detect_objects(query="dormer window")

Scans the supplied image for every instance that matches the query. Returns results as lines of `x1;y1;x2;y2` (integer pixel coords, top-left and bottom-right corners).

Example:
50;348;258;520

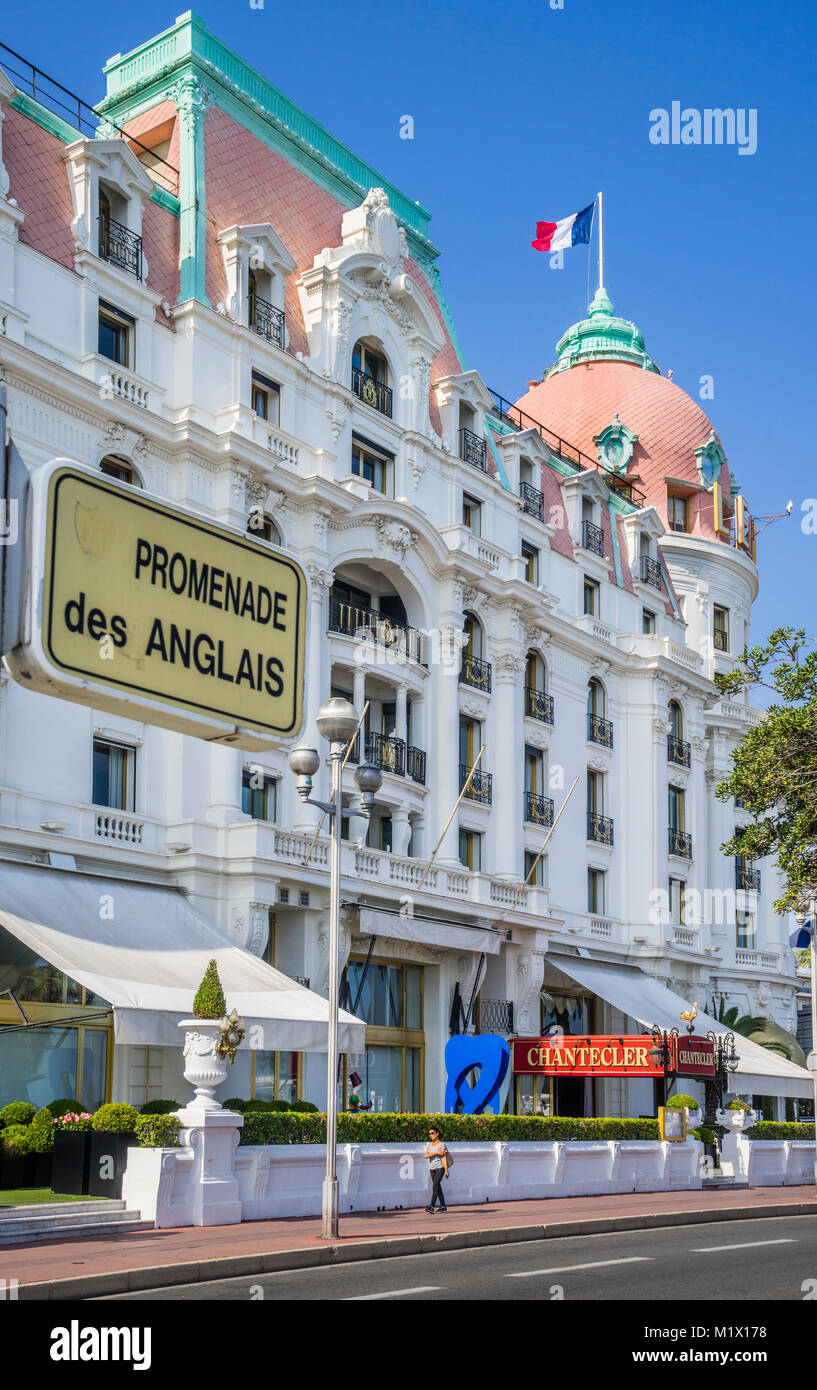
668;493;689;532
217;223;296;350
581;498;604;556
98;184;142;280
458;402;486;470
352;341;392;417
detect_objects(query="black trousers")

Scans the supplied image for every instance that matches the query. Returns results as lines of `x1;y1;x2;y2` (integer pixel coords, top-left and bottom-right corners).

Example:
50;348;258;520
429;1167;446;1208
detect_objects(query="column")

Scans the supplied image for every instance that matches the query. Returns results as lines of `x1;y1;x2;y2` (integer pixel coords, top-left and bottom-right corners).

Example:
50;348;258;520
494;653;525;878
395;683;408;742
208;745;243;825
174;74;211;306
392;806;411;857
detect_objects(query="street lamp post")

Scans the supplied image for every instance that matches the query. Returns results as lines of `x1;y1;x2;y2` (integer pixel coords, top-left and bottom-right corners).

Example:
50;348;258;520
288;698;383;1240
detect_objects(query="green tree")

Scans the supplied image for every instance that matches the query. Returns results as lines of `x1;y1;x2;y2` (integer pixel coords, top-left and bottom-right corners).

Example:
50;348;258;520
714;627;817;916
192;959;227;1019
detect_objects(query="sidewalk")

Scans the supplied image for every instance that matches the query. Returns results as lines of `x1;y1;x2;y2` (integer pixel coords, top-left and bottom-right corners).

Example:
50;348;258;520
4;1186;816;1299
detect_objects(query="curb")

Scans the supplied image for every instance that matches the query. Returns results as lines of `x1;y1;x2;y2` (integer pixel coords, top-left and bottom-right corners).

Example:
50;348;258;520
16;1197;817;1300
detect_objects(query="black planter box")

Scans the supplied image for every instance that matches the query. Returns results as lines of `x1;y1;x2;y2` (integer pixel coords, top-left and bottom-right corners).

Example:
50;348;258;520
0;1154;29;1190
31;1153;53;1188
51;1130;92;1195
88;1132;138;1199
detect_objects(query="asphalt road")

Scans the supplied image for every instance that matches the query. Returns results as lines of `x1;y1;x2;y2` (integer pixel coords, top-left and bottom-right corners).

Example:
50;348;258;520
101;1213;817;1301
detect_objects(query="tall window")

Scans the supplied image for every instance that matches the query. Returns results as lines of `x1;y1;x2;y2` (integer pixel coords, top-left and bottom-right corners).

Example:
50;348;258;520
583;577;599;616
462;611;483;660
521;542;539;585
667;494;688;532
251;371;280;424
92;739;135;811
459;714;480;770
736;915;752;949
587;678;605;719
242;767;278;822
669;701;684;740
524;746;543;798
351;434;392;494
642;608;656;634
713;606;730;651
98;301;133;367
459;828;482;871
587;867;605;914
524;850;544;887
587;768;604;816
462;494;481;534
668;785;685;830
669;877;686;925
342;957;423;1113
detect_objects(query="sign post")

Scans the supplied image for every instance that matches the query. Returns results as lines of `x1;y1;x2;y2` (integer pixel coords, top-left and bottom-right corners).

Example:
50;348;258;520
2;459;307;750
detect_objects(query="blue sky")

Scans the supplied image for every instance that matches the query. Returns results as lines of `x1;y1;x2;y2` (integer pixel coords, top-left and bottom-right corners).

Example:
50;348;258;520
3;0;814;646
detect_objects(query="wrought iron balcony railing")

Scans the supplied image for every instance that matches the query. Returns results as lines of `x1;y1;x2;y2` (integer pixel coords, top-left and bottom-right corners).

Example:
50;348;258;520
524;686;554;724
736;862;761;892
713;627;729;652
640;554;662;589
98;214;142;279
587;712;614;748
328;597;427;665
587;812;614;845
524;791;554;827
407;745;426;785
476;998;514;1034
520;480;544;521
352;366;393;417
459;427;487;470
667;734;691;767
364;731;406;777
459;763;493;805
250;291;285;348
460;651;492;693
582;519;604;556
668;827;693;859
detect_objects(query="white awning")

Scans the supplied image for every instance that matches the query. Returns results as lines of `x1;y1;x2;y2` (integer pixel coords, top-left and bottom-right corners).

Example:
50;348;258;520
357;905;503;955
551;954;812;1099
0;860;364;1051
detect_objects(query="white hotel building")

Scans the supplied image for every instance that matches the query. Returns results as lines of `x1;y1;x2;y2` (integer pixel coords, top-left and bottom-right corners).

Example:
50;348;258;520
0;14;809;1118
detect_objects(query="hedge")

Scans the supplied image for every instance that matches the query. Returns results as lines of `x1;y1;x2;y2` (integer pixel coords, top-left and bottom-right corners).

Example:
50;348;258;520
238;1112;662;1146
747;1121;815;1140
135;1114;182;1148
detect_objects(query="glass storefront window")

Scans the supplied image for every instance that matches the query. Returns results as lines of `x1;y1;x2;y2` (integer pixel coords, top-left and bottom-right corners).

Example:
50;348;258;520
0;1025;78;1109
541;993;592;1036
252;1050;300;1104
277;1051;298;1103
81;1029;109;1112
405;967;422;1030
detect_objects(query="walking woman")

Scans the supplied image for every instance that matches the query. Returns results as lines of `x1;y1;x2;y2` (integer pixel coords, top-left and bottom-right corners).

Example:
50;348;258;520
424;1125;449;1213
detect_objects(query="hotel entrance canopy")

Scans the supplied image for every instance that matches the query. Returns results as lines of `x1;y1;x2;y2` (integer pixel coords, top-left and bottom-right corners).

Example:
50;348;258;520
552;955;812;1099
0;860;365;1051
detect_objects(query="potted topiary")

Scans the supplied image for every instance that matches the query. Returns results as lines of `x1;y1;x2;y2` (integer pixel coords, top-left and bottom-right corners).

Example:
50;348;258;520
27;1106;55;1187
178;959;244;1113
89;1103;141;1199
0;1101;36;1130
666;1093;700;1128
51;1111;94;1195
0;1122;32;1189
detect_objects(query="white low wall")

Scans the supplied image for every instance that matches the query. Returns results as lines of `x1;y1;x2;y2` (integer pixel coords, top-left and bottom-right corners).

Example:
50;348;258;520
124;1138;704;1227
720;1134;817;1187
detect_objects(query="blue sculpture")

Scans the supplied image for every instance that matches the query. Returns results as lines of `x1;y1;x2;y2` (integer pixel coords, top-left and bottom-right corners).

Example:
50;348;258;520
444;1033;511;1115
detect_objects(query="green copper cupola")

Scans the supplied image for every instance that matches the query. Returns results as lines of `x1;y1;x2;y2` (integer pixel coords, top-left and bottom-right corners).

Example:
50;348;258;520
543;287;660;378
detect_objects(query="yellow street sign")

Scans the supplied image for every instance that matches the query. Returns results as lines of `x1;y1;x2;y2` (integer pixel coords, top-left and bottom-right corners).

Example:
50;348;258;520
4;462;307;750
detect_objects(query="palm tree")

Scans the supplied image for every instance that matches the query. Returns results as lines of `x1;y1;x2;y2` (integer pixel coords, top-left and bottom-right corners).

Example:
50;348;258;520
711;998;795;1059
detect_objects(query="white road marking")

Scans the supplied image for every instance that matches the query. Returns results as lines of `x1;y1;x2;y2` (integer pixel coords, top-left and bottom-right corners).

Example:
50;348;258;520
691;1238;796;1253
345;1285;444;1300
507;1256;653;1278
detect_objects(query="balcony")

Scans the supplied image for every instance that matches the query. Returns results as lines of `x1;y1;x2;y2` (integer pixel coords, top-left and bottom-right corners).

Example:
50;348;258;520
524;686;554;724
328;597;427;665
476;998;514;1034
713;627;729;652
250;292;285;349
587;713;613;748
363;731;405;777
582;519;604;556
407;745;426;786
639;554;662;589
460;763;493;805
352;366;393;417
587;812;614;846
459;428;487;471
524;791;554;827
668;827;692;859
98;214;143;279
736;862;761;892
460;652;492;693
520;481;544;521
667;734;691;768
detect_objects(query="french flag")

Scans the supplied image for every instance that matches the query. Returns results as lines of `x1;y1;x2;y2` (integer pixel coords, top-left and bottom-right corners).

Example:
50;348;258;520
531;202;595;253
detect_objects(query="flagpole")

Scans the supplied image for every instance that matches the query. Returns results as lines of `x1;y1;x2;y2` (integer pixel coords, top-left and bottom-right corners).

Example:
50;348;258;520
597;190;604;290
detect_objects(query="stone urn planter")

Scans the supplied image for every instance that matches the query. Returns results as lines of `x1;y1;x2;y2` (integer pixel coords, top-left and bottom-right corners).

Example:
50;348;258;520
716;1106;757;1133
179;1019;230;1111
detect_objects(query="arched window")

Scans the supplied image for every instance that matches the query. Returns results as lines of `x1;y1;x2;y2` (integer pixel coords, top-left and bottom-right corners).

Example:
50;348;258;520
463;611;483;660
669;700;683;740
524;650;553;723
247;512;281;546
99;454;141;487
351;339;391;417
587;678;604;719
